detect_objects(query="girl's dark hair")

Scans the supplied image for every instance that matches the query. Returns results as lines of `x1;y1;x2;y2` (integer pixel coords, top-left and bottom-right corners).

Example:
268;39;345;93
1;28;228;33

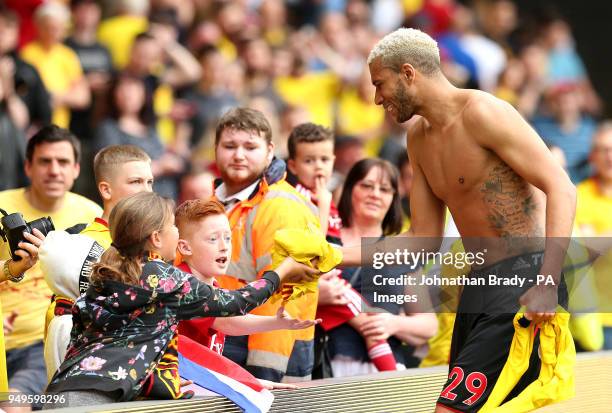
91;192;174;286
338;158;403;235
107;72;155;126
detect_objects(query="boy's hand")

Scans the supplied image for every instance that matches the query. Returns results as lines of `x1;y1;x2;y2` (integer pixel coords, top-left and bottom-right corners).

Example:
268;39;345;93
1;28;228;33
275;306;321;330
275;257;320;283
313;176;332;208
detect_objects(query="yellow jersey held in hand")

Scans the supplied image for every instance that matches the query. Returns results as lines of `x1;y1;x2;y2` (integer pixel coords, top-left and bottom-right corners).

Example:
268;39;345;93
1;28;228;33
271;225;342;302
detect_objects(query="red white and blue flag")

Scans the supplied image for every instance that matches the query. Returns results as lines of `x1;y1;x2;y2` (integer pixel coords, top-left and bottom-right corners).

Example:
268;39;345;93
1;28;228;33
178;334;274;413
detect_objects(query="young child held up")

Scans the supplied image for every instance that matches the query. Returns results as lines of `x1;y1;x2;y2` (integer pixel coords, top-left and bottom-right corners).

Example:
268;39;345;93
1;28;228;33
286;123;399;372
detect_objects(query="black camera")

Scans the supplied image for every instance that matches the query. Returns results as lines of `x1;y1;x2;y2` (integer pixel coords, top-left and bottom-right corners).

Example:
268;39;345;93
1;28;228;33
0;208;54;261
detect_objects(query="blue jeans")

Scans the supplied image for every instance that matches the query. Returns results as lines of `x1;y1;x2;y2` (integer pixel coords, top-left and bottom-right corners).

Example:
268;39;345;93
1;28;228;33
6;340;47;395
604;326;612;350
6;341;48;410
223;336;314;381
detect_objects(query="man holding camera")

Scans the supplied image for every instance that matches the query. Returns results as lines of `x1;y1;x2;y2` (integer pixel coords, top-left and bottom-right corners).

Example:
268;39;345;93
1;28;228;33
0;125;101;404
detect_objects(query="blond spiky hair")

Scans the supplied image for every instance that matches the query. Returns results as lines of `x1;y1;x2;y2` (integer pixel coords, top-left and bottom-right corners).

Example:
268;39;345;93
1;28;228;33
367;28;441;76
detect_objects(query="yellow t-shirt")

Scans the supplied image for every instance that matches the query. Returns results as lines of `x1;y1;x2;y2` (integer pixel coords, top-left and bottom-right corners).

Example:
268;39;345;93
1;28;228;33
336;88;385;157
20;42;84;128
495;87;518;107
274;72;340;128
263;29;286;48
0;188;102;350
401;214;411;233
402;0;424;15
576;178;612;234
481;311;575;412
80;218;111;250
97;15;148;69
154;84;175;145
575;178;612;326
217;36;238;62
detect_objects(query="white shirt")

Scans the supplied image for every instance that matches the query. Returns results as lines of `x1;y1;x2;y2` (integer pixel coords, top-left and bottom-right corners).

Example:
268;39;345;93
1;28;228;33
214;180;261;213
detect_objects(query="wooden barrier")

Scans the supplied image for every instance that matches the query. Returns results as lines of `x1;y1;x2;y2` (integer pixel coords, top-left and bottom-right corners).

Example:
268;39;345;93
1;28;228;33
51;351;612;412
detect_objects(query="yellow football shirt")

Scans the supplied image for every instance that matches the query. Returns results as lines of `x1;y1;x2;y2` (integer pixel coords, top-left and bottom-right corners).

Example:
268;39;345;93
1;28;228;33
575;178;612;326
97;15;148;69
80;218;111;250
576;178;612;234
274;71;340;128
336;88;385;157
20;42;84;128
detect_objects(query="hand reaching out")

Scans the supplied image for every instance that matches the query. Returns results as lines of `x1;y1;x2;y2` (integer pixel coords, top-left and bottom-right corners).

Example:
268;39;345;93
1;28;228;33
275;306;321;330
275;257;320;284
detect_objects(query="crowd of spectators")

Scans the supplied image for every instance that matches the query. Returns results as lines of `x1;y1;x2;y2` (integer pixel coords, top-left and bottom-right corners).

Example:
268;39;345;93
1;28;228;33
1;0;604;200
1;0;611;408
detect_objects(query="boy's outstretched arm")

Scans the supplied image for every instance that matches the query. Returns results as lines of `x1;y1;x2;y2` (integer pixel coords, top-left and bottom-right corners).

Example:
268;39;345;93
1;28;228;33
212;307;321;336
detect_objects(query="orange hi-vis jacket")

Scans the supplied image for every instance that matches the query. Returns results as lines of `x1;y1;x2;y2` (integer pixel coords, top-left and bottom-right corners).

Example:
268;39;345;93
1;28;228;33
213;159;320;380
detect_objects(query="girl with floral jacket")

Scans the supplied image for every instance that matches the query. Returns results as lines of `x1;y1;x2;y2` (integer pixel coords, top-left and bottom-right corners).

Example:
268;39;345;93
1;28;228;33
44;192;317;408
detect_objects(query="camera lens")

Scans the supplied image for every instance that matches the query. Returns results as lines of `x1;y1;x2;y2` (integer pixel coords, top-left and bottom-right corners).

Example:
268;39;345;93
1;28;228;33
28;217;55;237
